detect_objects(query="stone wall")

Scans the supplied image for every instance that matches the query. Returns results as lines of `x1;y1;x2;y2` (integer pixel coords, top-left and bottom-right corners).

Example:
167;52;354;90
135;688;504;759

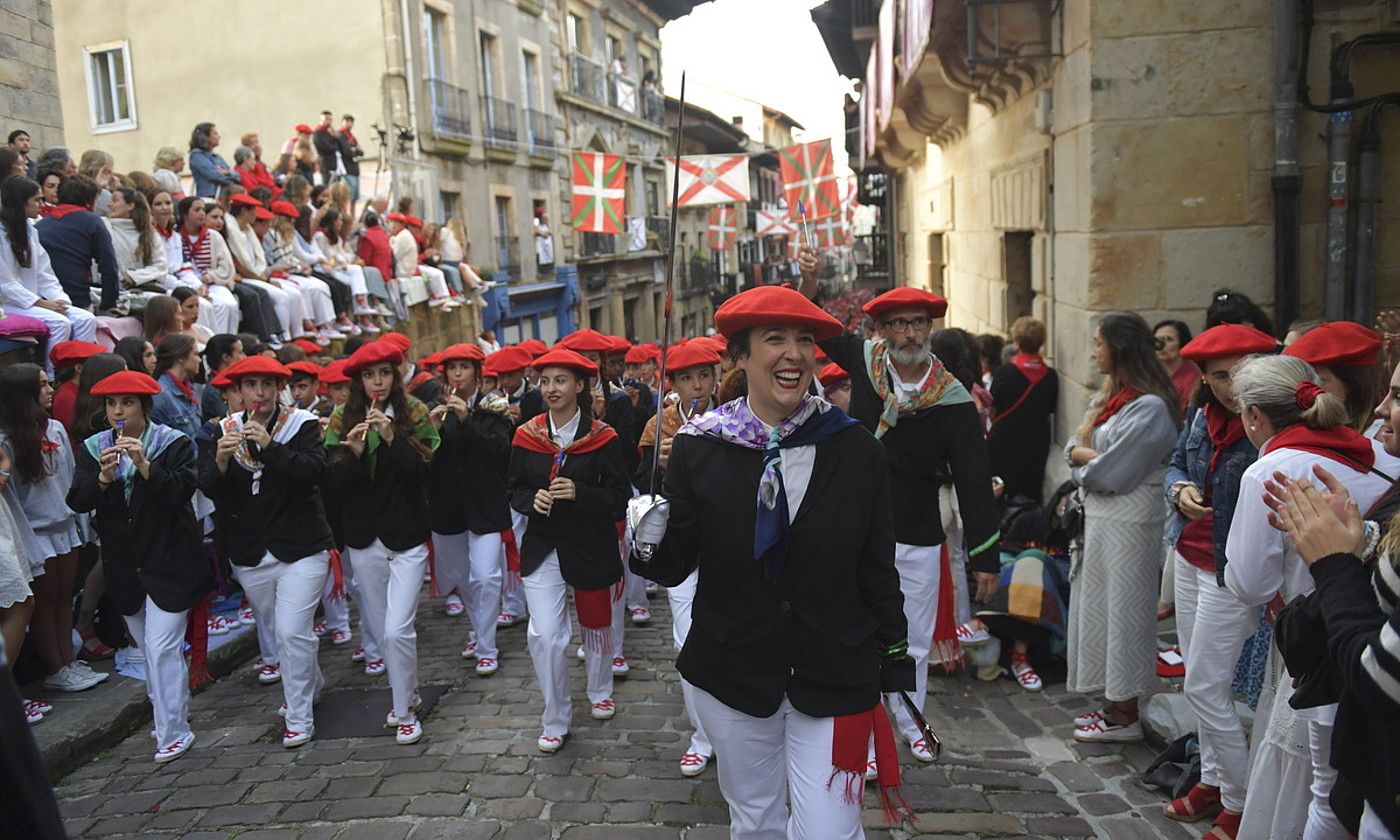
0;0;63;151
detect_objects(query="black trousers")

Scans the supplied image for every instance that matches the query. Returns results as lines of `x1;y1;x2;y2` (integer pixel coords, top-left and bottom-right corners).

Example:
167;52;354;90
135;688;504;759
312;268;352;317
232;281;281;340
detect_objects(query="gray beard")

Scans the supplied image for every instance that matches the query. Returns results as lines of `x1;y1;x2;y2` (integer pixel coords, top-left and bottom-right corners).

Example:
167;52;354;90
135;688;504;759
888;339;931;367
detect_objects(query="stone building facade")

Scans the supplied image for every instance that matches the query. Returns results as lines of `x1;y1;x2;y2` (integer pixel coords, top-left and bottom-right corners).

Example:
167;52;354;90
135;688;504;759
1;0;62;151
817;0;1400;454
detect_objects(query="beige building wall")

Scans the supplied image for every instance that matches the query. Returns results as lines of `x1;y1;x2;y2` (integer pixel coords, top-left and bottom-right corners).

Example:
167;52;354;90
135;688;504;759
52;1;388;178
1;0;63;151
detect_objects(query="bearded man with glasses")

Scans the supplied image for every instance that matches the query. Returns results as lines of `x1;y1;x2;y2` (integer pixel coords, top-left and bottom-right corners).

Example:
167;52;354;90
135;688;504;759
798;252;1000;768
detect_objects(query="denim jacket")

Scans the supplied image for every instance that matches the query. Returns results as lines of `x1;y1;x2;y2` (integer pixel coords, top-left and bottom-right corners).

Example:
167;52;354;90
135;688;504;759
1163;405;1258;586
151;373;204;441
189;148;235;198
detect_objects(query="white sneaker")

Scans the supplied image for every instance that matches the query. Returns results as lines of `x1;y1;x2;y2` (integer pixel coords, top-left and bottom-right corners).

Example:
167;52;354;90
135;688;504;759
680;751;709;778
1074;708;1107;728
68;660;108;684
630;607;652;625
475;657;498;676
395;717;423;745
611;656;630;676
43;664;104;692
1074;718;1144;743
153;732;195;763
445;594;465;617
908;737;937;763
538;733;564;753
497;612;524;628
364;658;386;676
461;640;478;659
256;663;281;684
330;628;352;646
864;758;879;782
590;698;616;720
282;727;314;748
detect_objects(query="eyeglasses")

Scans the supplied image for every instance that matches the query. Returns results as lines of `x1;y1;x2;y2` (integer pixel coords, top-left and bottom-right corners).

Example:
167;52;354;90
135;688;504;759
881;316;931;333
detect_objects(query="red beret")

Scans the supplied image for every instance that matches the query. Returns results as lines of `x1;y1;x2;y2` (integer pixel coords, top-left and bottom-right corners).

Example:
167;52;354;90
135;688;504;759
817;362;850;389
270;200;299;219
438;343;485;364
517;339;548;358
294;124;313;134
90;370;161;396
318;359;351;385
815;346;830;364
558;329;615;354
1283;321;1381;369
1180;324;1278;363
481;357;503;379
664;342;721;375
714;285;843;342
285;360;322;378
532;348;598;378
290;338;322;355
210;371;234;390
863;287;948;320
229;193;263;208
49;340;107;368
224;356;294;381
384;212;406;223
379;332;412;353
253;206;276;221
405;215;424;228
606;335;632;355
488;346;534;374
624;346;651;365
345;340;405;376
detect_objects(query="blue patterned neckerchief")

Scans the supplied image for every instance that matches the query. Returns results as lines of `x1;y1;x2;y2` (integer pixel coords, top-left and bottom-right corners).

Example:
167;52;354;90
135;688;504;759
83;421;185;502
680;395;858;580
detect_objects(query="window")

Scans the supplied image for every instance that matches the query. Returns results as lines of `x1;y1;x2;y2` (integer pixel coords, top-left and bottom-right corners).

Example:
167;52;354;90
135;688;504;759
439;191;460;222
494;195;519;271
84;43;136;132
521;51;541;111
567;12;589;55
424;8;448;80
479;32;499;97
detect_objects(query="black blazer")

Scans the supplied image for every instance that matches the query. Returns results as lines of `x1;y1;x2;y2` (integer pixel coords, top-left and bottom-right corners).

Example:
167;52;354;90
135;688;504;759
508;422;631;590
517;387;546;425
198;413;334;566
633;425;906;718
328;419;435;552
429;404;514;536
67;434;210;615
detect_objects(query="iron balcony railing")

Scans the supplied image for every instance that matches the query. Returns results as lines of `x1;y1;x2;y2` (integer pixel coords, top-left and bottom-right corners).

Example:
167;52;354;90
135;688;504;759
495;235;521;272
641;88;665;126
426;77;472;140
525;108;556;156
578;231;616;258
569;53;605;103
481;95;517;149
645;216;669;252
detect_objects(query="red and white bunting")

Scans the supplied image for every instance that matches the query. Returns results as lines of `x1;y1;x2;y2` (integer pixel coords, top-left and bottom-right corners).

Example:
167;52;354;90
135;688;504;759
665;154;751;207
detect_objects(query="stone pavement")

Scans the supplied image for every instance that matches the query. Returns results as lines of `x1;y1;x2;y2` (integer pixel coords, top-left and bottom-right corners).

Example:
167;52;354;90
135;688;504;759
50;585;1196;840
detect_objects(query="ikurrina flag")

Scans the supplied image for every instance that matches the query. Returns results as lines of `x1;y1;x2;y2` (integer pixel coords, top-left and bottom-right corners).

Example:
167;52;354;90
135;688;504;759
706;205;737;251
755;209;795;237
571;151;626;234
665;154;751;207
779;139;840;221
812;214;851;248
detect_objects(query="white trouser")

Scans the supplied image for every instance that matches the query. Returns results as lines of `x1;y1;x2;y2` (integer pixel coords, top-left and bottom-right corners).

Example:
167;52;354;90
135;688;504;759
419;264;450;300
243;278;300;339
693;687;864;840
1174;552;1253;811
886;541;941;744
432;530;503;661
501;511;529;618
624;569;649;611
334;265;369;298
202;285;241;335
123;597;191;748
320;568;350;634
346;539;428;719
1359;803;1395;840
347;566;381;662
282;274;335;326
252;591;279;666
667;570;713;757
233;552;328;732
12;303;97;374
522;552;616;737
1305;717;1347;840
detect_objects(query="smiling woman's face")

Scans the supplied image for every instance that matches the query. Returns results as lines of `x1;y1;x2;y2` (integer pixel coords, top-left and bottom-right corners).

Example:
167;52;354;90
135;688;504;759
737;325;816;424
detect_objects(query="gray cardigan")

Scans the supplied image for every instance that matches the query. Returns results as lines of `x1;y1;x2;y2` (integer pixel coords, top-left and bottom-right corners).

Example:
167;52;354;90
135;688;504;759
1064;394;1178;495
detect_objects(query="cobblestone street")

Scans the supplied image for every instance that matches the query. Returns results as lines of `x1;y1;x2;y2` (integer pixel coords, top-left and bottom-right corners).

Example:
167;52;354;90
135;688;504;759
50;589;1192;840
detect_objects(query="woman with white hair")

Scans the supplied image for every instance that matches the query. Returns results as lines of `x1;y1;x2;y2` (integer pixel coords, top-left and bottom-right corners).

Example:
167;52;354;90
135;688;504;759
151;147;185;199
1225;354;1399;840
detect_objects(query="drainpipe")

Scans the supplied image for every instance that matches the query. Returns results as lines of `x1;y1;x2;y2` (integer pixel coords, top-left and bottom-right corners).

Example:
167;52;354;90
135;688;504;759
399;0;421;161
1322;65;1352;321
1271;0;1301;335
1353;106;1381;326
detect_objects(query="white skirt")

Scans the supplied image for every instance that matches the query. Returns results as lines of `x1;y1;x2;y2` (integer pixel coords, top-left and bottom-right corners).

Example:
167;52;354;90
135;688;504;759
0;497;35;608
31;520;85;569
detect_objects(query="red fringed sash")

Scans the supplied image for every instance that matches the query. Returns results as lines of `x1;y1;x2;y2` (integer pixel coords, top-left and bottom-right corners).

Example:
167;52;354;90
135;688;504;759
931;543;961;667
830;703;913;825
185;597;212;690
501;528;522;594
327;548;347;602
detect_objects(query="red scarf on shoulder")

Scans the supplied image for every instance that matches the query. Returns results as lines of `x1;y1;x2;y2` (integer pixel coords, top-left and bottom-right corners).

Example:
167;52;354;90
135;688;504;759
1262;423;1376;471
1012;353;1050;387
1205;402;1246;473
1094;386;1142;427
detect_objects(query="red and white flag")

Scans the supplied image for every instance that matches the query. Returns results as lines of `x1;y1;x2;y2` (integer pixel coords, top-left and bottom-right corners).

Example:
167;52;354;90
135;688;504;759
755;209;794;237
706;205;737;251
813;214;850;248
571;151;626;234
779;139;840;221
666;154;750;207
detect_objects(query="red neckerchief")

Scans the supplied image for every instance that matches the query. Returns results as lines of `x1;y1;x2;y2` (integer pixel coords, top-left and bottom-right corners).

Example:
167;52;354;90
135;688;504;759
511;413;618;459
155;223;174;238
1093;386;1142;427
47;204;87;220
1012;353;1050;388
340;128;357;145
40;438;59;454
180;227;208;252
1262;423;1376;471
171;374;197;405
1205;402;1246;474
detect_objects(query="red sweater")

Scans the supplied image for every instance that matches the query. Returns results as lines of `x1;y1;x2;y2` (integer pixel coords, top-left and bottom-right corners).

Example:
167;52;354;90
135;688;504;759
357;226;394;282
52;379;78;432
238;162;279;196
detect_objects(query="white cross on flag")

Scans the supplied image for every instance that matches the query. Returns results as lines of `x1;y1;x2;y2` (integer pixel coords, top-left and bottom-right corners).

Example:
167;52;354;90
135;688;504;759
779;139;840;221
813;214;850;248
706;205;737;251
755;209;795;237
571;151;626;234
666;154;751;207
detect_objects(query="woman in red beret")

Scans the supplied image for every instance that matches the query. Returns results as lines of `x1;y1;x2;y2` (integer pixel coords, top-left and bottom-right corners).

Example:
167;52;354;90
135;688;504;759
66;370;210;763
198;356;334;748
1158;324;1276;836
634;341;720;778
324;341;440;745
427;343;514;677
628;285;913;836
507;348;631;753
1283;321;1385;436
817;362;852;413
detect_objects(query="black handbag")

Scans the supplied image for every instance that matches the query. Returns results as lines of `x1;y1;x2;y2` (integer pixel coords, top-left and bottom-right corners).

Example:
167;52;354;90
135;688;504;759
1274;593;1344;710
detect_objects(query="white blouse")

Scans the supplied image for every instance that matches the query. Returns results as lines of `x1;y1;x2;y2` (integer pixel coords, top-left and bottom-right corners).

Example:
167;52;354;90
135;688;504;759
0;221;67;308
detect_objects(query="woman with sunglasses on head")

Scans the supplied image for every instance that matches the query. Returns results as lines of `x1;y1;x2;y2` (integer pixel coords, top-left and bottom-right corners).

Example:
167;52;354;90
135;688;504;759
324;340;440;745
628;286;913;838
66;370;209;763
508;347;631;754
427;343;514;678
199;356;333;748
634;340;721;779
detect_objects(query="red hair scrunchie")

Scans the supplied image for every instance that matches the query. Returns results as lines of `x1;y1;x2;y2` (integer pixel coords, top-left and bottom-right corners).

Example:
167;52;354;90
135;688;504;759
1295;380;1325;410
